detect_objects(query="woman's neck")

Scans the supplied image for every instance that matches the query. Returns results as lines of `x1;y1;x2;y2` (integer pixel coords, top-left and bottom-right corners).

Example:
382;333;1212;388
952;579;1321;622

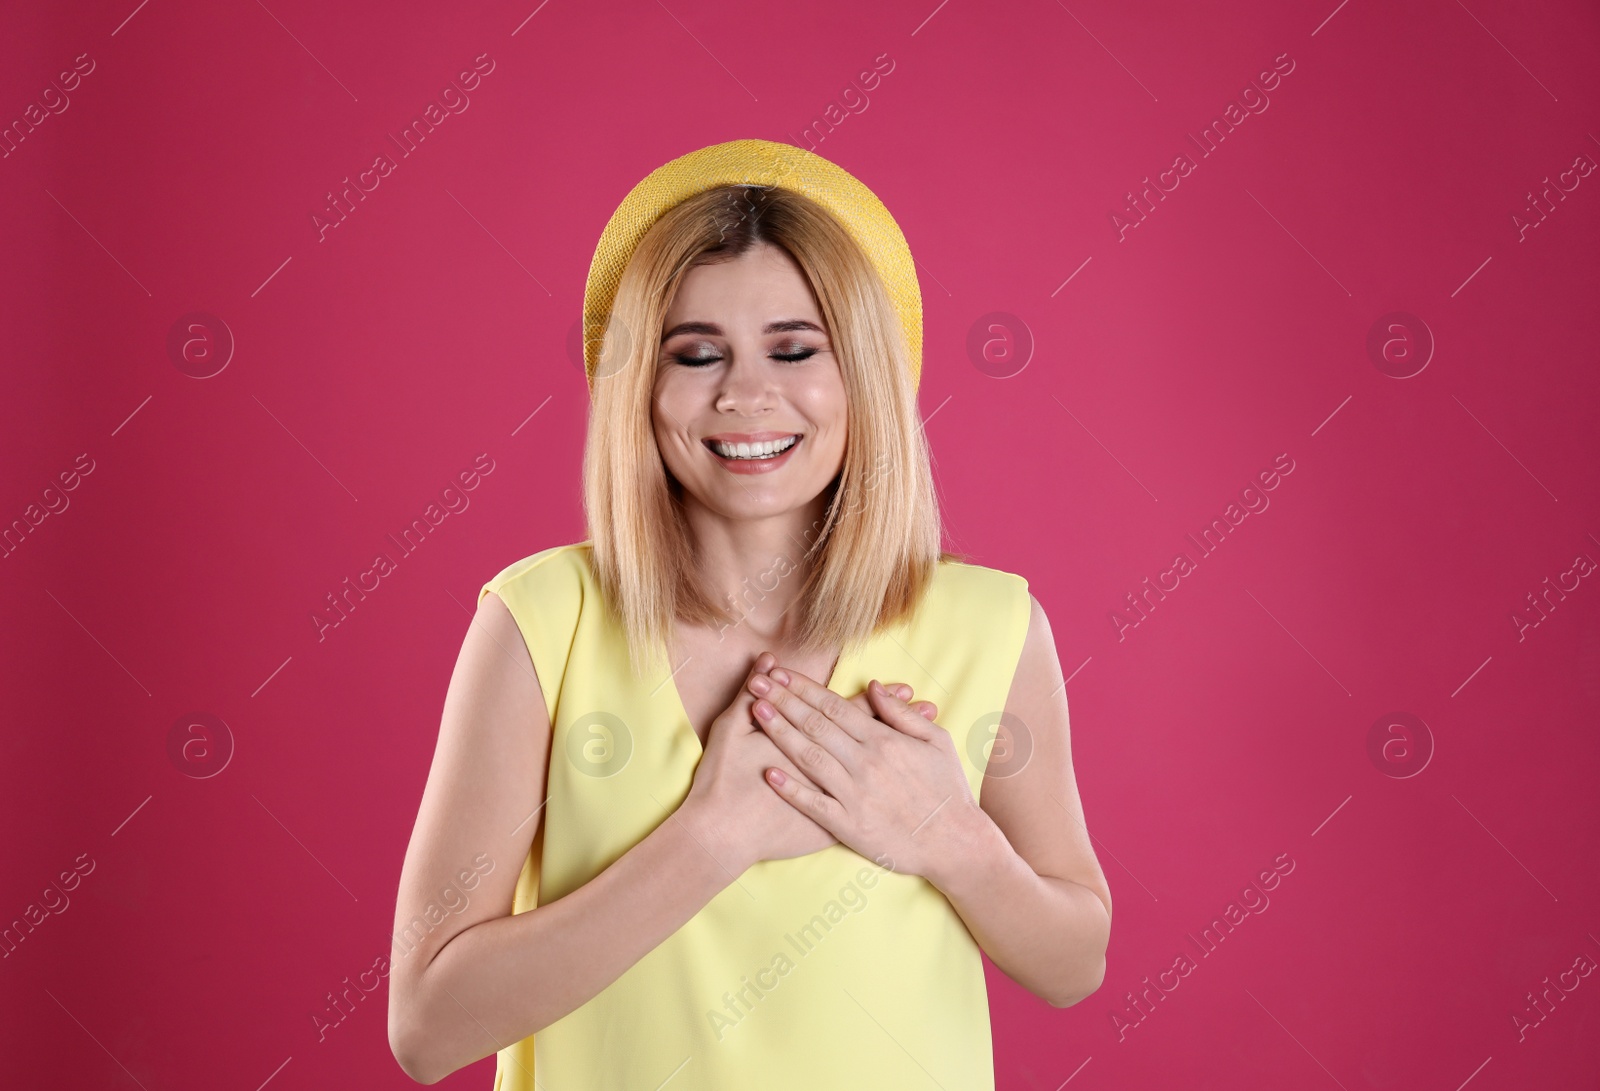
680;500;832;636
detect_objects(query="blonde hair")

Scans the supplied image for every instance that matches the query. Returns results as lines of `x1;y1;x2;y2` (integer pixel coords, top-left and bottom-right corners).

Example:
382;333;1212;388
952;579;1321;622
581;184;964;680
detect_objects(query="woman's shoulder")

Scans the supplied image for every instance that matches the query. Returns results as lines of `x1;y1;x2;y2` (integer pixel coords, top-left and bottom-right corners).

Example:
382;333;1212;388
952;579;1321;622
923;554;1032;637
480;540;595;604
902;556;1034;697
932;554;1030;605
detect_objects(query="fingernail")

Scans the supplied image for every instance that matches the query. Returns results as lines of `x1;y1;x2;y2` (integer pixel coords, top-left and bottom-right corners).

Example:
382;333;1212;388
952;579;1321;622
767;768;787;785
771;669;790;686
750;675;771;695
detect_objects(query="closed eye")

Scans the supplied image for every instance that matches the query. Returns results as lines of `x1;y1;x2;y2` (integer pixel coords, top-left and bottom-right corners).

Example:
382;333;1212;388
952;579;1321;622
668;347;821;367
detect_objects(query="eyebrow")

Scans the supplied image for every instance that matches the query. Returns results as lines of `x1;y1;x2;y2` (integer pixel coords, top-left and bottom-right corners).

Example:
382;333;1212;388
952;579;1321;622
660;319;825;342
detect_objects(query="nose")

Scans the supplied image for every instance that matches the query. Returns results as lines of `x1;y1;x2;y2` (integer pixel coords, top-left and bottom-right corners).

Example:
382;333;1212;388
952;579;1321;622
715;350;775;414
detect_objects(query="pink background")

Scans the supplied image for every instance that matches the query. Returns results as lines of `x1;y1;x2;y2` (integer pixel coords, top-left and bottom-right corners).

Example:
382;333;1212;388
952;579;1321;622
4;0;1599;1086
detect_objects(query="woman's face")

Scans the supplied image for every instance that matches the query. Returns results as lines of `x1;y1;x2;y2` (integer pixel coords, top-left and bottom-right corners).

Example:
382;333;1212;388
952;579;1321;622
652;241;848;523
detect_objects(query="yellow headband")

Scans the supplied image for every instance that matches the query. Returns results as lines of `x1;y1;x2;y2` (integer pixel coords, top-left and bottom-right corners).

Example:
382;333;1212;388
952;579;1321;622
581;138;922;391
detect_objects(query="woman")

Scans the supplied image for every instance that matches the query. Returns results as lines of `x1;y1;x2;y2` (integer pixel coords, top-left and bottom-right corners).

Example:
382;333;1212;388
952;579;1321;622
388;139;1112;1089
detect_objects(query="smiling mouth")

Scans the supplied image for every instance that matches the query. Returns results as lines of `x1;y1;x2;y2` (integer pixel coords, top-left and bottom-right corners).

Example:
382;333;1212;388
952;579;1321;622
704;435;801;461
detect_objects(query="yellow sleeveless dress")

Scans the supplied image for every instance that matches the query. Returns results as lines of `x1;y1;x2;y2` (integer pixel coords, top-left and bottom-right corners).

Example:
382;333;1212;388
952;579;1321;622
479;541;1031;1091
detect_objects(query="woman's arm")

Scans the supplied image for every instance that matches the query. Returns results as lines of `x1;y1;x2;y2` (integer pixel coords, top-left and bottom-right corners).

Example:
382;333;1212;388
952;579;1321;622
924;593;1113;1007
387;592;737;1084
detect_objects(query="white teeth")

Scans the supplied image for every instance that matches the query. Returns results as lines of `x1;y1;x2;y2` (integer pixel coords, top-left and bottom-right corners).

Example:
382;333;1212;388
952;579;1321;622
710;435;799;460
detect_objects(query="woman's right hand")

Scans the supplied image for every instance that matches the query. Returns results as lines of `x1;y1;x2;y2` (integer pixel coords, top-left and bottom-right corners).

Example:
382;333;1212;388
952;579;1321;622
677;652;936;876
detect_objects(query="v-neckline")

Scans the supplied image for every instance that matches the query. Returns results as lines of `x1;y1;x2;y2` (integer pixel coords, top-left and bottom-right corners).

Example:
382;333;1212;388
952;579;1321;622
663;644;856;757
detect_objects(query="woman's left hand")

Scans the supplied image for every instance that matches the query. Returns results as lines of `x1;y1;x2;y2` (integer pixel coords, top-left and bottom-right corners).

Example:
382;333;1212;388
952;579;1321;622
746;667;985;883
